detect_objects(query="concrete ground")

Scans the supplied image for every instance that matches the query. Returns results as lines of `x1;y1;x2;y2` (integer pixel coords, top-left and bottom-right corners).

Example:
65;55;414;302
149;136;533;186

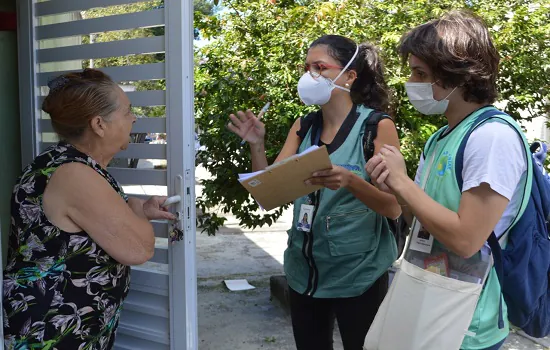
195;207;548;350
130;165;548;349
196;209;305;350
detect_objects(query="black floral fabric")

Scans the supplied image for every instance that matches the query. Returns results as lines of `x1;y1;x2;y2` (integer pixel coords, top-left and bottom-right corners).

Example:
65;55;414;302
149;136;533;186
3;141;130;350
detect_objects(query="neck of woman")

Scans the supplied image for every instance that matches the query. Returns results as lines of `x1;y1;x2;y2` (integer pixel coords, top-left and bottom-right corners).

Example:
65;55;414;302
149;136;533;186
69;137;114;169
321;96;354;129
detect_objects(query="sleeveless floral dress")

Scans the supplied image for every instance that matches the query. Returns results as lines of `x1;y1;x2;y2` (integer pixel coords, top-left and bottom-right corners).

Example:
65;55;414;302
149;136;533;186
3;142;131;350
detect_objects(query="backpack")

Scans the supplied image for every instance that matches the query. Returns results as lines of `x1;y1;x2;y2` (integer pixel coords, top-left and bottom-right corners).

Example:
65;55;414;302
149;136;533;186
363;112;410;258
299;109;410;258
455;108;550;338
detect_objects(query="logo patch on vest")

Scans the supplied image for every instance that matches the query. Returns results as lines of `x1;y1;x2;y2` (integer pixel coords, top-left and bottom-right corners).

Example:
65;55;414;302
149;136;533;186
436;151;453;176
335;164;363;177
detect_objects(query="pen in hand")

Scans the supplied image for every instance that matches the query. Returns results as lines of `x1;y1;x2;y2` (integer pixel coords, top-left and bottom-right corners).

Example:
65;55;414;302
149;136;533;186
241;102;271;146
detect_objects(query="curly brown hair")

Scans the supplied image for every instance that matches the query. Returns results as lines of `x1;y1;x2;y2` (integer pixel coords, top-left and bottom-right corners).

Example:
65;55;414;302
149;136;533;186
398;10;500;104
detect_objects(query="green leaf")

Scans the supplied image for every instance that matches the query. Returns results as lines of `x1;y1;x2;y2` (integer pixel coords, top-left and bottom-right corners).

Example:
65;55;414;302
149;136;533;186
87;0;550;234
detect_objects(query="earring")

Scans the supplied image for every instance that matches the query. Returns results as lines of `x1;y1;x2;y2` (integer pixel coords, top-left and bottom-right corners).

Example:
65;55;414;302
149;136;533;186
345;83;350;87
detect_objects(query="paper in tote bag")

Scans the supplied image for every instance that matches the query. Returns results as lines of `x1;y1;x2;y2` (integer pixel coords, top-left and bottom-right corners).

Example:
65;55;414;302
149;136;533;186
364;152;493;350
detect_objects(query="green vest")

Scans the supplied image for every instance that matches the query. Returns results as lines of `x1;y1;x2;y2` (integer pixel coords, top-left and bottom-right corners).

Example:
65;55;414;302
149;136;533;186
284;105;397;298
420;106;531;348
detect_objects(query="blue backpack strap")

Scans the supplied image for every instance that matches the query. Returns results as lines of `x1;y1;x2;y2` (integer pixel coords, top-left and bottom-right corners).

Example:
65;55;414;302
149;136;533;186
455;108;533;331
455;108;505;189
455;108;512;330
487;233;506;329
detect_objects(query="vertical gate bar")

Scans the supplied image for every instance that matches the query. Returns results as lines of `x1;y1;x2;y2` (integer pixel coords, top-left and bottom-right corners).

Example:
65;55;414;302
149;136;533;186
164;0;197;349
17;0;40;169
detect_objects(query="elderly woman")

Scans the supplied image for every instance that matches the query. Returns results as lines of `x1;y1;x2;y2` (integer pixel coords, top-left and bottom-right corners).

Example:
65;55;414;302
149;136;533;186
3;69;174;349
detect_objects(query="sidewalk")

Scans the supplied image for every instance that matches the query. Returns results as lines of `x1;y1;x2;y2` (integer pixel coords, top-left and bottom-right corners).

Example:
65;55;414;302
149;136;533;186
195;208;548;350
128;163;548;349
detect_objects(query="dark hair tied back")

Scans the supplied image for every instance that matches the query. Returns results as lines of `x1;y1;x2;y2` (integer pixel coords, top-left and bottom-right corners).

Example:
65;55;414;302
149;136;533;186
351;43;389;111
310;35;390;111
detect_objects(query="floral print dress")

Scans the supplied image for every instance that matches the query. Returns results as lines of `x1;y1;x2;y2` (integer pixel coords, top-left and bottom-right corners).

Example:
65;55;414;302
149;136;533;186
3;142;131;350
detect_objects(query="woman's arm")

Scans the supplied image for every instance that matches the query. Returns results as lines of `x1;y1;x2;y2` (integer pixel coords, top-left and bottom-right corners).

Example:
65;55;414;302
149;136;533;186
309;118;402;218
228;109;303;172
368;144;511;258
44;163;161;265
349;118;401;218
250;118;302;171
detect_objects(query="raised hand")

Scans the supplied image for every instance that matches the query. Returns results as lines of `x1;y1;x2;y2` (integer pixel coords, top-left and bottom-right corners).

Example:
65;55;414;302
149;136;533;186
227;109;266;145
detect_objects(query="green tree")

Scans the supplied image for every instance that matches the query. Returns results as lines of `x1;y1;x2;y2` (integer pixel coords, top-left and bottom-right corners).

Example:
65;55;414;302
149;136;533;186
194;0;215;15
83;2;166;118
194;0;550;234
194;0;216;39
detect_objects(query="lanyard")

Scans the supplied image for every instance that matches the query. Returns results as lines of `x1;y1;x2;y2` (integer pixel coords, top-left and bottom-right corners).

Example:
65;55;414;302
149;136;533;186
421;145;438;190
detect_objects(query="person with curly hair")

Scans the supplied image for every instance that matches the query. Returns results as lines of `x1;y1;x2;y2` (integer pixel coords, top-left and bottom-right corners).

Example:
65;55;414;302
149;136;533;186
367;10;522;350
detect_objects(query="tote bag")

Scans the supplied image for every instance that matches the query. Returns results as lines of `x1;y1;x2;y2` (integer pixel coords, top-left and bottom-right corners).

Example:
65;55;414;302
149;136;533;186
364;150;492;350
364;221;491;349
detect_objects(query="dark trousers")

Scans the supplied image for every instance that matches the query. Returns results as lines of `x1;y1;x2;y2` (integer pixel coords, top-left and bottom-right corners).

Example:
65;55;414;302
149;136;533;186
289;272;388;350
462;338;506;350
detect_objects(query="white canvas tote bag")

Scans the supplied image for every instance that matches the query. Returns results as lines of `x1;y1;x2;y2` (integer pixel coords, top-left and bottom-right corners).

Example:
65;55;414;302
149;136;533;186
364;150;493;350
364;230;490;349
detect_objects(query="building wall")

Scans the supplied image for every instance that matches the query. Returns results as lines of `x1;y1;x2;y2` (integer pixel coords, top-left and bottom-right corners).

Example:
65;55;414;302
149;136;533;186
523;115;550;144
0;0;20;265
0;2;83;266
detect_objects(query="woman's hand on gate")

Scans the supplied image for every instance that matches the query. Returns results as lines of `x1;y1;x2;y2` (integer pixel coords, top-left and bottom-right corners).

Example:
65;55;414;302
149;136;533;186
143;196;177;221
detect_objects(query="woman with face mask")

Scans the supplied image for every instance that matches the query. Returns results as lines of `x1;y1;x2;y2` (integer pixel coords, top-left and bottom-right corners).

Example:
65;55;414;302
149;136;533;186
228;35;401;350
366;10;526;350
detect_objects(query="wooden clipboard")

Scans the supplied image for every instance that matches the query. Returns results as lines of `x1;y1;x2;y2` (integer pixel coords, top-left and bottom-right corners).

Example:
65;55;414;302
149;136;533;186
239;146;332;211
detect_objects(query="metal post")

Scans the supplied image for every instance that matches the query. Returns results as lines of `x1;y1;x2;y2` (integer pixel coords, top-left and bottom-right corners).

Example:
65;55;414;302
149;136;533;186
165;0;197;348
17;0;40;169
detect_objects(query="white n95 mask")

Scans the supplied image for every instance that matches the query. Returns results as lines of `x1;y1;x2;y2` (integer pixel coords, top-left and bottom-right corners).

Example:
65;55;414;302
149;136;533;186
405;82;457;115
297;45;359;106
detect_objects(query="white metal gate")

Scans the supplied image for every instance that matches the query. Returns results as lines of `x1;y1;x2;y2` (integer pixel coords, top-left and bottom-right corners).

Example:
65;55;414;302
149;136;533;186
16;1;197;349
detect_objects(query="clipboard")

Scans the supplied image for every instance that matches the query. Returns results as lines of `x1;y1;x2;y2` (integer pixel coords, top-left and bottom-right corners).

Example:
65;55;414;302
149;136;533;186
239;145;332;211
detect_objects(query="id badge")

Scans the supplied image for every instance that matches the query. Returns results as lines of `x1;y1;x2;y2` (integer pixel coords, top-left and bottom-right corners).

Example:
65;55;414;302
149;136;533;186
409;219;434;253
297;204;314;232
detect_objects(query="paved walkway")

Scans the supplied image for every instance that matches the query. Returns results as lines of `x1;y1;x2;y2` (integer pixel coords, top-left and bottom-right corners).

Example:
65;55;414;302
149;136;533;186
128;165;548;349
195;209;548;349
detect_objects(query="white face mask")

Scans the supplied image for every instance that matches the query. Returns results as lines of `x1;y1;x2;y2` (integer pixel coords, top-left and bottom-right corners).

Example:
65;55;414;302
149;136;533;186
297;46;359;106
405;82;457;115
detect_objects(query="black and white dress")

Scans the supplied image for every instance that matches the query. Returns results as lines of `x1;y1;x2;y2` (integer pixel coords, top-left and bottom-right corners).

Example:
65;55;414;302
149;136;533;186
3;141;130;350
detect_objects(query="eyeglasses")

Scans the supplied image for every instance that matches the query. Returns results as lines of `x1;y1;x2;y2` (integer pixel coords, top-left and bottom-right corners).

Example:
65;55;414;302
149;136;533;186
303;62;344;78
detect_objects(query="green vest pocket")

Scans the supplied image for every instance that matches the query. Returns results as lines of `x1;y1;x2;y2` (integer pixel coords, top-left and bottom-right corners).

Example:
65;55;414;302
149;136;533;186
325;208;377;256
